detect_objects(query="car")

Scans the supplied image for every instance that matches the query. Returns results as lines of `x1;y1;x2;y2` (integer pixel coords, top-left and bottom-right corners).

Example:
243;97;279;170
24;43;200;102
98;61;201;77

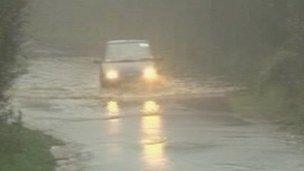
100;40;162;87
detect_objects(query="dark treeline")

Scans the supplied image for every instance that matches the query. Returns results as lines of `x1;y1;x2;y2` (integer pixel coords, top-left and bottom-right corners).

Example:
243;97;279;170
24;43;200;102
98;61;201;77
98;0;304;125
0;0;26;96
0;0;26;125
0;3;58;170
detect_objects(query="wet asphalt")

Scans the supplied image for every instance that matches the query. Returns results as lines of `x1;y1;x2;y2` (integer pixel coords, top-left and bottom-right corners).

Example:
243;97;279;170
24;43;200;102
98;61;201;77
9;56;304;171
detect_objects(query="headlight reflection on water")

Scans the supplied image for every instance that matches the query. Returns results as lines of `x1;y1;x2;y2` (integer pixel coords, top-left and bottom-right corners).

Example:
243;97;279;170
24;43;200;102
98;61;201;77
141;100;168;170
104;100;168;169
142;100;161;115
107;101;119;115
106;101;121;134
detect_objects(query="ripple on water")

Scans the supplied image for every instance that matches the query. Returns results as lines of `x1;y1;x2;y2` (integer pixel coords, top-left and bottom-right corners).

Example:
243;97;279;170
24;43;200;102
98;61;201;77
98;77;231;100
10;55;231;100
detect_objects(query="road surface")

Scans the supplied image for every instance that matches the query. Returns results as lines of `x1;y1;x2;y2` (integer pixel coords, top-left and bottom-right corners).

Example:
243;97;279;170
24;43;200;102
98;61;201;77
9;55;304;171
9;1;304;170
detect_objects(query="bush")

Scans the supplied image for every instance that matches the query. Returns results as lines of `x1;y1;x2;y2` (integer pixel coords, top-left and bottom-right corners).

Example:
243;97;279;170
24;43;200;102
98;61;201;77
0;0;27;121
0;123;61;171
0;0;26;95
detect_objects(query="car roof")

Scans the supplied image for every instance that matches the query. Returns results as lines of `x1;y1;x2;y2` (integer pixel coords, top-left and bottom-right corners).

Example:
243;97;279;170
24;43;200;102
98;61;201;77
107;40;149;44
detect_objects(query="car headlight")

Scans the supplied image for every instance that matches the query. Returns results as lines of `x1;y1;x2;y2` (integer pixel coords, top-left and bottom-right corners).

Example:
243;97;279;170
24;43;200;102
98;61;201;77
143;67;158;81
105;70;119;80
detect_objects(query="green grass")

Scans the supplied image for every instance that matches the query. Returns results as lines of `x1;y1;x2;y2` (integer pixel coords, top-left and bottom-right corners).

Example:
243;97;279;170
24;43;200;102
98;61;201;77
229;87;286;115
0;123;62;171
229;87;304;134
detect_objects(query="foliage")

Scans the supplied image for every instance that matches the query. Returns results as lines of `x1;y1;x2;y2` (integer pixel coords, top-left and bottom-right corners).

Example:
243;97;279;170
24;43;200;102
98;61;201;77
0;1;60;170
0;123;61;171
0;0;26;95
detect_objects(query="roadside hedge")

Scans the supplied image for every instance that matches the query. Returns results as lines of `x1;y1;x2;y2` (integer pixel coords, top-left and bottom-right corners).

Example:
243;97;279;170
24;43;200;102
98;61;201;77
0;0;26;96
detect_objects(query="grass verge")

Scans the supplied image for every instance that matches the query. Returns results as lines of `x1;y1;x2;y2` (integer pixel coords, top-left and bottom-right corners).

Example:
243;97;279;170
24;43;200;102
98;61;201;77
0;123;62;171
228;88;304;134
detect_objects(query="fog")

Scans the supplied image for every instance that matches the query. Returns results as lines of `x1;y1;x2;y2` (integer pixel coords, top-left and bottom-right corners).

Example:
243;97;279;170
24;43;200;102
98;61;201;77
25;0;304;161
1;0;304;170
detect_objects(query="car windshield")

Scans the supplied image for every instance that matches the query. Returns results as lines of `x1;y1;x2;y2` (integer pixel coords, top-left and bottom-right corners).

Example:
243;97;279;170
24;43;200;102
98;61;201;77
105;42;152;61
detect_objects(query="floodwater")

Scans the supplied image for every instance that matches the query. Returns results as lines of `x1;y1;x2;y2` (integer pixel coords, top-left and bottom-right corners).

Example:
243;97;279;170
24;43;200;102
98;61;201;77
9;55;304;171
9;0;304;170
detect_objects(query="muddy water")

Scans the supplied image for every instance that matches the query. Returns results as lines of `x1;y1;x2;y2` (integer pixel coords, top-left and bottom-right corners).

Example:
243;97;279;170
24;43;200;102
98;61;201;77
12;0;304;170
9;55;304;171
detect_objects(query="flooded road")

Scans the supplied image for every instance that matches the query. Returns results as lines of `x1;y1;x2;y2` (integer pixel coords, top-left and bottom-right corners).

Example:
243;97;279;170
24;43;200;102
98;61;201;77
7;0;304;170
9;56;304;171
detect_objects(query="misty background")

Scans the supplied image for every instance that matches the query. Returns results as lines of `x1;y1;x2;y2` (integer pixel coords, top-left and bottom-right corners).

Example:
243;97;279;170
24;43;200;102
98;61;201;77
1;0;304;170
1;0;304;134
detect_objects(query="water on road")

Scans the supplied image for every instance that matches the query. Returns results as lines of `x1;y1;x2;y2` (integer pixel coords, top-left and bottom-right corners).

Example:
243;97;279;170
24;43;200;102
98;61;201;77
9;55;304;171
10;0;304;170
